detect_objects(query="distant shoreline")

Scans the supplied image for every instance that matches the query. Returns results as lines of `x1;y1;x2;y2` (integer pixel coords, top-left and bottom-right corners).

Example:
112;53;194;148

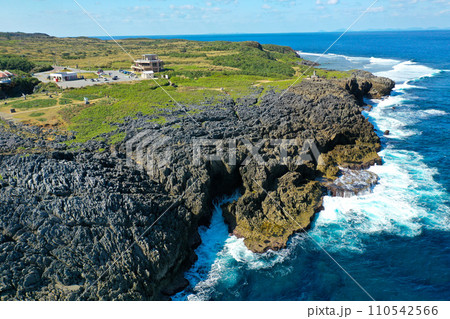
92;29;450;41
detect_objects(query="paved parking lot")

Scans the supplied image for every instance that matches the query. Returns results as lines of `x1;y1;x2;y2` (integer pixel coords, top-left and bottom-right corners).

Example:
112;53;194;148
34;69;142;89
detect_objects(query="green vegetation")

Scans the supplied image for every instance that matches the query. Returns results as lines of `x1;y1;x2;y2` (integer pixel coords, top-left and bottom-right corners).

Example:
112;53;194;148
62;92;103;101
59;73;306;143
166;52;208;58
318;143;381;179
315;69;351;79
0;77;41;99
29;112;45;117
0;54;51;98
7;98;57;110
149;116;167;125
0;33;351;144
0;55;35;72
0;32;51;39
60;80;222;143
32;63;53;73
33;82;59;93
262;44;297;55
58;98;73;105
109;132;126;144
210;52;295;77
0;54;51;73
206;41;301;77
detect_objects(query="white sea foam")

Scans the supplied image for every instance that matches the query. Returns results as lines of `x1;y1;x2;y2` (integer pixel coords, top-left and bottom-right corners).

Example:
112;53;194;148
172;191;240;301
182;234;298;300
297;51;325;58
313;55;449;251
297;51;369;63
366;94;419;139
312;147;450;251
375;60;442;83
178;52;450;300
345;56;367;62
174;189;297;300
423;109;448;116
363;58;398;72
369;57;401;65
395;81;426;90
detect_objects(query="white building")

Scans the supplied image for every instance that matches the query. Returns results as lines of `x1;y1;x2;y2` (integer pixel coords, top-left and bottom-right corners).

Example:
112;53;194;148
50;72;78;82
141;71;155;79
0;70;14;84
132;54;164;73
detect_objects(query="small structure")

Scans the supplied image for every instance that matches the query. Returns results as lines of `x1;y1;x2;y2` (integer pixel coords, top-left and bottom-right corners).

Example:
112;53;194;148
0;70;14;84
141;71;155;79
132;54;164;73
311;70;319;80
50;72;78;82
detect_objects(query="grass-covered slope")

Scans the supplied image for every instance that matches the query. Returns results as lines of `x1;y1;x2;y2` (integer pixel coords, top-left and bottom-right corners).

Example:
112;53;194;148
0;33;352;144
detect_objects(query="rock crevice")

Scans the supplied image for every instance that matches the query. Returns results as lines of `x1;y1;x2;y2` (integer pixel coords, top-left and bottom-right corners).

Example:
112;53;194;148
0;74;394;300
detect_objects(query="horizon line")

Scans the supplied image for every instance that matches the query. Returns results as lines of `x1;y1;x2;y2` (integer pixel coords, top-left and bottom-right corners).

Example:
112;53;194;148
89;28;450;38
2;28;450;39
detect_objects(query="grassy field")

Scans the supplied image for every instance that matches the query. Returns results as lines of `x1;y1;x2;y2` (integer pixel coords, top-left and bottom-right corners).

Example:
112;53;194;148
0;92;76;126
0;33;351;144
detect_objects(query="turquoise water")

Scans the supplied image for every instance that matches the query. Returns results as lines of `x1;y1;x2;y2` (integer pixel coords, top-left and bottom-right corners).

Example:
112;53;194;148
157;31;450;301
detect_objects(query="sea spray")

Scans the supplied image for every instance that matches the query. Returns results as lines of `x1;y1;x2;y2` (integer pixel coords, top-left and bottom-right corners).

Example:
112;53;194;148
174;190;297;301
172;190;240;301
177;51;450;301
311;57;449;253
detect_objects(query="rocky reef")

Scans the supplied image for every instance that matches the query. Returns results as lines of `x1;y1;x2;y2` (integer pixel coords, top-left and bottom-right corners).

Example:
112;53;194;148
0;73;394;300
323;168;379;198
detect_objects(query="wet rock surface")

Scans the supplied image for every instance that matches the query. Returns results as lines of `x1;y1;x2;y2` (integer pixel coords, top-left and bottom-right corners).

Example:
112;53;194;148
0;74;394;300
324;168;380;198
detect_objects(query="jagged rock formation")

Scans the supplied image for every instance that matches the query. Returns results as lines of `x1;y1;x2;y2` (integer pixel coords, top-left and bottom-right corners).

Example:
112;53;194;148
343;70;396;104
323;168;379;198
0;151;199;300
0;74;394;300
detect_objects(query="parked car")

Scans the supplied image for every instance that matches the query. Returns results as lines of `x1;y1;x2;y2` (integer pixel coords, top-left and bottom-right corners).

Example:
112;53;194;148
112;76;118;80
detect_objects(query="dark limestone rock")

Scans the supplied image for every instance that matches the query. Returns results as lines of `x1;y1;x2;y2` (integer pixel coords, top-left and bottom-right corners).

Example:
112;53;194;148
298;60;320;67
0;72;395;300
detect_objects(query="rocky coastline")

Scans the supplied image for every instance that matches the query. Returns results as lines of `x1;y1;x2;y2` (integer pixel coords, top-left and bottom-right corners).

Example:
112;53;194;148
0;71;394;300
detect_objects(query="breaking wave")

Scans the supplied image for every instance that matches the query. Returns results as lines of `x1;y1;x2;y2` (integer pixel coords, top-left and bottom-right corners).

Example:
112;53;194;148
175;52;449;301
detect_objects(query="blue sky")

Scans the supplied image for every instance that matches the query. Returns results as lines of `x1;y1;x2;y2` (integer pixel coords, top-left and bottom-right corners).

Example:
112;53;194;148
1;0;449;37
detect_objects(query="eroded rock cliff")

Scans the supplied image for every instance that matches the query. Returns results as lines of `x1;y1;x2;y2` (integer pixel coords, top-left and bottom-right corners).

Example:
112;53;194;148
0;74;394;300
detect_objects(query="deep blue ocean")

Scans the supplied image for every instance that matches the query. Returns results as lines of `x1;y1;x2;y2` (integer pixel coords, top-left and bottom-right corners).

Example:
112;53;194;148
111;32;450;301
